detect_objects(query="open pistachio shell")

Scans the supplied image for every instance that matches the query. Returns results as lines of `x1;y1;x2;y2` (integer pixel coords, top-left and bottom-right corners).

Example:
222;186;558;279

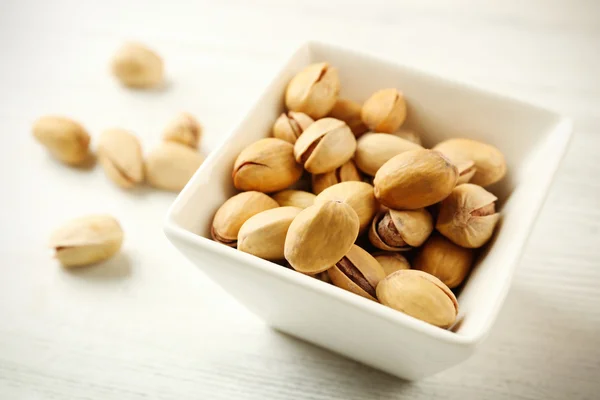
328;98;368;137
361;88;407;133
272;111;314;144
328;245;386;301
285;62;340;119
369;208;433;251
311;160;362;195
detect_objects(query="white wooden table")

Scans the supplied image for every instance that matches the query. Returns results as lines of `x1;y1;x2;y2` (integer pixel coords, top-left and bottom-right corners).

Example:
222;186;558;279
1;0;599;398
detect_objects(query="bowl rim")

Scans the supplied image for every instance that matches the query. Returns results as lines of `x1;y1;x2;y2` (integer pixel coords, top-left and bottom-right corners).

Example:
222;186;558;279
164;40;573;347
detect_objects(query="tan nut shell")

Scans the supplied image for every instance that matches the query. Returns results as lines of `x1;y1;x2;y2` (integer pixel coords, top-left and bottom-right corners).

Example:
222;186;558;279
376;270;458;328
315;181;378;233
32;116;90;165
369;208;433;251
361;89;407;133
284;200;360;274
211;191;279;246
355;133;422;176
393;129;422;145
455;159;477;185
285;62;340;119
97;129;144;188
145;142;204;191
374;149;458;209
233;138;303;193
433;138;507;187
373;252;411;276
49;215;124;268
311;160;362;195
328;98;368;137
414;235;474;289
272;112;314;144
328;245;386;301
272;190;316;209
436;184;500;248
238;207;302;260
111;42;163;88
294;118;357;174
163;112;201;148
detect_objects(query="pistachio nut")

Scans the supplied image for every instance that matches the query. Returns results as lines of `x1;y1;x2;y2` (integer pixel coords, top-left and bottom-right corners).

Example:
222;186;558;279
145;142;204;191
163;112;201;148
414;234;474;289
328;98;368;137
49;215;124;268
433;138;507;187
315;181;378;233
237;206;302;260
328;245;386;301
355;133;422;176
211;191;279;247
311;160;362;195
376;270;458;328
374;149;458;209
436;183;500;248
361;88;407;133
111;42;163;88
32;116;90;165
233;138;303;193
97;129;144;189
369;208;433;251
393;129;422;145
284;200;360;274
455;159;477;185
285;62;340;119
372;252;411;276
293;118;357;174
272;112;314;144
272;189;316;209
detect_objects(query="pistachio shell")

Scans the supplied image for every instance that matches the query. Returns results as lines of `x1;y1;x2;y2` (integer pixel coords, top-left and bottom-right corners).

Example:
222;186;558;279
414;234;474;289
97;129;144;189
376;270;458;328
315;181;378;233
369;208;433;251
272;190;316;209
433;138;507;187
355;133;422;176
374;149;458;209
49;215;124;268
328;98;368;137
328;245;386;301
361;88;407;133
32;116;90;165
455;159;477;185
284;200;360;274
111;42;163;88
233;138;303;193
436;184;500;248
163;112;201;148
211;191;279;247
311;160;362;195
237;207;302;260
272;112;314;144
294;118;357;174
145;142;204;191
285;62;340;119
393;129;422;145
372;252;411;276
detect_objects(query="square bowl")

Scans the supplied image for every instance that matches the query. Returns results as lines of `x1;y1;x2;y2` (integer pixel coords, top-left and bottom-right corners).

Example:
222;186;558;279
164;41;572;380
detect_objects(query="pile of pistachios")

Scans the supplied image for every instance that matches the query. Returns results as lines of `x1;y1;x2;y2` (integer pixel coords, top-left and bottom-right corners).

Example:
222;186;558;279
211;62;507;329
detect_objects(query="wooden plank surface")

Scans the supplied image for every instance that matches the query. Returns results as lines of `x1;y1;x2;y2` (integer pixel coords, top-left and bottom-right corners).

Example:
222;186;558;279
0;0;599;398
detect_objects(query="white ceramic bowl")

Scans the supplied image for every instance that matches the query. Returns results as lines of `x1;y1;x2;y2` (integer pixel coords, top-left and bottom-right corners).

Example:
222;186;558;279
164;41;572;380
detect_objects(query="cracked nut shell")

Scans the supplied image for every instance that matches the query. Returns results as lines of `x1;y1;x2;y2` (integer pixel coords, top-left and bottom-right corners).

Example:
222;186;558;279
233;138;303;193
376;270;458;328
97;128;144;188
361;88;407;133
369;208;433;251
285;62;340;119
374;149;458;209
284;200;360;274
328;98;368;137
272;112;314;144
328;245;386;301
436;183;500;248
311;160;362;195
211;191;279;247
163;112;202;148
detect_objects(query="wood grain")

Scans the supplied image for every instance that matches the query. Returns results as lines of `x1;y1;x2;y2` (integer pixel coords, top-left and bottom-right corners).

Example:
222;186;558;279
0;0;599;398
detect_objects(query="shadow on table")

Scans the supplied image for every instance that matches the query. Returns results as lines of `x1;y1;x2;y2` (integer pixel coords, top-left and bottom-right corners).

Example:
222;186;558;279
64;252;132;281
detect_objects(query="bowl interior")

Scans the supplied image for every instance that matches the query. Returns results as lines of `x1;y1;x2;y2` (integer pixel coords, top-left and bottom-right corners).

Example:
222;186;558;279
167;41;570;340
